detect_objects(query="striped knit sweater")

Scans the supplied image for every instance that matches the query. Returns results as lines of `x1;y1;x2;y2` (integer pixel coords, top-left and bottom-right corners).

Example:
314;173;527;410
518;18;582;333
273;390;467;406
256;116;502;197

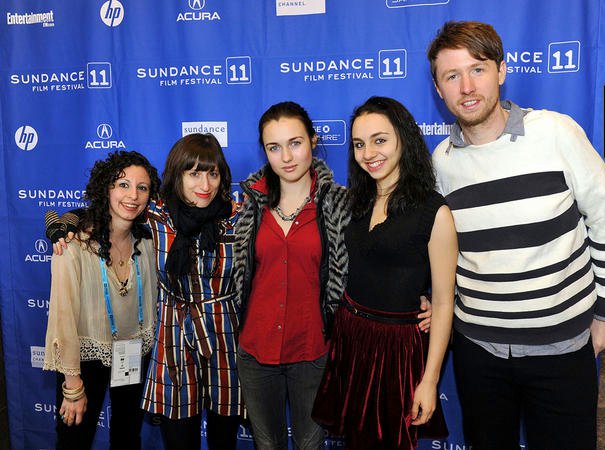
432;103;605;345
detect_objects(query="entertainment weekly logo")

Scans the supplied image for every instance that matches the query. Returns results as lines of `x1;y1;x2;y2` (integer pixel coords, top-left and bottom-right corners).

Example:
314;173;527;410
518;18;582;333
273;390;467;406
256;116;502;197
10;62;112;93
505;41;581;75
6;9;55;27
136;56;252;86
278;50;407;83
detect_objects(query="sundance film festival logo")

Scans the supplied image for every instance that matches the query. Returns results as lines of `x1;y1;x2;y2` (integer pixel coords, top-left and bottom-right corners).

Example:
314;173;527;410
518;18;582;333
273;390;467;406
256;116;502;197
136;56;251;86
85;123;126;150
25;239;52;263
506;41;580;75
279;49;406;83
10;62;111;93
15;125;38;151
100;0;124;27
177;0;221;22
18;187;86;209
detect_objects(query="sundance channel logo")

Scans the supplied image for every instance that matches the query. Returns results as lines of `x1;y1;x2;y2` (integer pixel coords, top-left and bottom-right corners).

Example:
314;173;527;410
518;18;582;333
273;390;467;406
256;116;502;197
182;121;228;147
276;0;326;16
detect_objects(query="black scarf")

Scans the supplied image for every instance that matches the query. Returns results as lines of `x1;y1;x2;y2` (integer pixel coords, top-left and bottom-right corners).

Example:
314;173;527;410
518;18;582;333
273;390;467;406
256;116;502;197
165;195;232;278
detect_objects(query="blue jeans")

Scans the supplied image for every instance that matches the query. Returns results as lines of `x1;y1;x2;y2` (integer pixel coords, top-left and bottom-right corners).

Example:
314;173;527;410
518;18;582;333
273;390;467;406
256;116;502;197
237;346;326;450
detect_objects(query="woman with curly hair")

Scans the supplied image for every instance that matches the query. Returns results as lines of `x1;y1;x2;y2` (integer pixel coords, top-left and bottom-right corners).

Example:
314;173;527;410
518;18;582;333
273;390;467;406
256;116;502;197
43;150;161;449
49;134;243;450
312;97;457;449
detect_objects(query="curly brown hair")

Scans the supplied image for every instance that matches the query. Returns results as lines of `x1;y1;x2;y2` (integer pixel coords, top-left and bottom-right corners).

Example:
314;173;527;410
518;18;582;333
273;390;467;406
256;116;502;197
80;151;161;264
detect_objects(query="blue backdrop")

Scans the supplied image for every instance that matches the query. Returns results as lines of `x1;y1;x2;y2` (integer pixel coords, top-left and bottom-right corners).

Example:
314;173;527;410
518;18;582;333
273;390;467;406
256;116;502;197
1;1;603;449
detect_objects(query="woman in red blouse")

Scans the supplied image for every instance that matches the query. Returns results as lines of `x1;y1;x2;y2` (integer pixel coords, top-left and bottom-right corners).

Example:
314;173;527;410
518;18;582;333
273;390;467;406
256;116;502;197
233;102;350;449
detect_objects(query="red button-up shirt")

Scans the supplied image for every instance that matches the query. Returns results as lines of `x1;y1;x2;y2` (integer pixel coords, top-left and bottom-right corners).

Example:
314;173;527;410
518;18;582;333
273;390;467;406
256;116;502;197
239;176;327;364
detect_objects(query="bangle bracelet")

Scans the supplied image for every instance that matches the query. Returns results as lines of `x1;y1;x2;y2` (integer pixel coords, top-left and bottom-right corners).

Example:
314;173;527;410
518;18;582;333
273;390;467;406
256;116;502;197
64;391;86;402
62;381;84;396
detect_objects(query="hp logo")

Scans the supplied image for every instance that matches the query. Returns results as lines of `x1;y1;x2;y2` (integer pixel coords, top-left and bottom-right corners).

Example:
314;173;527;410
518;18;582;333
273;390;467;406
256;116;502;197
100;0;124;27
15;125;38;151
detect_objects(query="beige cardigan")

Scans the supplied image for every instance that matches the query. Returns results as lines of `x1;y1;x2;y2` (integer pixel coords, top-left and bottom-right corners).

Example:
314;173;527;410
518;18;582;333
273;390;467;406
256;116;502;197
43;235;157;375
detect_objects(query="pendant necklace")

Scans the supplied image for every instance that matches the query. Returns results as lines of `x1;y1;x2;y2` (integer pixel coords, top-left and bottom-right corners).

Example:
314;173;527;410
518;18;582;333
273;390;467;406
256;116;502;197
274;196;311;221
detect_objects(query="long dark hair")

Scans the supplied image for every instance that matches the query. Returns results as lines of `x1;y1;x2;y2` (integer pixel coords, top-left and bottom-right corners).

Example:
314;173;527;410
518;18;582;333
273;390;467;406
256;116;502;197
161;133;232;204
257;101;317;208
80;150;161;264
348;96;436;220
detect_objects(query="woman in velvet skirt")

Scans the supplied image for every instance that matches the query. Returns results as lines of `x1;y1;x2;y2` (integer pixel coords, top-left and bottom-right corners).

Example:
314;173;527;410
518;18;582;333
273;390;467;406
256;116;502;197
312;97;458;450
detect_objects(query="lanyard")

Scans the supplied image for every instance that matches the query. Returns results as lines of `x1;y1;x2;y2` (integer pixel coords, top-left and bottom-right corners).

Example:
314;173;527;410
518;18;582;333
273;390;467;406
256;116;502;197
100;255;143;339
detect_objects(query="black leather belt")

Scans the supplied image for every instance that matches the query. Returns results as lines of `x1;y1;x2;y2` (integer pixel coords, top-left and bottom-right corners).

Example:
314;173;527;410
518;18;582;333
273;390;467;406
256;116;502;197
344;303;420;325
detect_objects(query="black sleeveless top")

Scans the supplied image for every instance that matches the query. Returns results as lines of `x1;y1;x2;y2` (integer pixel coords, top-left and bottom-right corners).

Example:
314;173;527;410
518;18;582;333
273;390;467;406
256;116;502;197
345;190;446;313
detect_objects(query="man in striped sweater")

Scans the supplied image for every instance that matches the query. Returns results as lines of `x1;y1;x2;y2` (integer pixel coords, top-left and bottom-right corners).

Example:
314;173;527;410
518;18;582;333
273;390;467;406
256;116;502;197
427;21;605;450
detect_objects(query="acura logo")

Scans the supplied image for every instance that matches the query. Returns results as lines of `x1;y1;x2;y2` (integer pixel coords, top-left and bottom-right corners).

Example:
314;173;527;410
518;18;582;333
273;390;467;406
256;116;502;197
35;239;49;254
97;123;113;139
188;0;205;10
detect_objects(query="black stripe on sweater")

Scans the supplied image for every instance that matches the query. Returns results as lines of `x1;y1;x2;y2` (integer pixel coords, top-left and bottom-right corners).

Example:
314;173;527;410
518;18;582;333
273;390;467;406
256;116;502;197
458;201;581;252
458;259;593;301
457;239;589;282
457;281;595;320
589;238;605;251
454;308;593;345
446;171;567;210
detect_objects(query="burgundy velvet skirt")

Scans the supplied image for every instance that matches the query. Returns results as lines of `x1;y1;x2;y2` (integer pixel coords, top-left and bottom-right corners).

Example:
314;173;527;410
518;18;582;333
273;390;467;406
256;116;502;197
312;296;448;450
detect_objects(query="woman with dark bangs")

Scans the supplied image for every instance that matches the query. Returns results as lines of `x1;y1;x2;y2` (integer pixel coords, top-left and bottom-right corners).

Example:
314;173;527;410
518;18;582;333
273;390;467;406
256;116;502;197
48;134;243;450
44;151;160;449
312;97;457;450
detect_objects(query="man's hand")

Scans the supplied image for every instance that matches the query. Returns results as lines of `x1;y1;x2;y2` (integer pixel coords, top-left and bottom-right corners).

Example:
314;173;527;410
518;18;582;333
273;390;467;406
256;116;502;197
590;318;605;356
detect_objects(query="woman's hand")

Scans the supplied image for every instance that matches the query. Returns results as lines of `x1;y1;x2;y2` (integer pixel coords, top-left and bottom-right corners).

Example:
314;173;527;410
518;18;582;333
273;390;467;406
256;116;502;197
60;394;87;426
53;233;74;256
59;376;87;426
417;295;432;333
410;379;437;426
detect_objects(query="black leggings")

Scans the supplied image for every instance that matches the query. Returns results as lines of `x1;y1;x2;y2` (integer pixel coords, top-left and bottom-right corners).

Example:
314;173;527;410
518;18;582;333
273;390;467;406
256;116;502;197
160;409;241;450
55;359;147;450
